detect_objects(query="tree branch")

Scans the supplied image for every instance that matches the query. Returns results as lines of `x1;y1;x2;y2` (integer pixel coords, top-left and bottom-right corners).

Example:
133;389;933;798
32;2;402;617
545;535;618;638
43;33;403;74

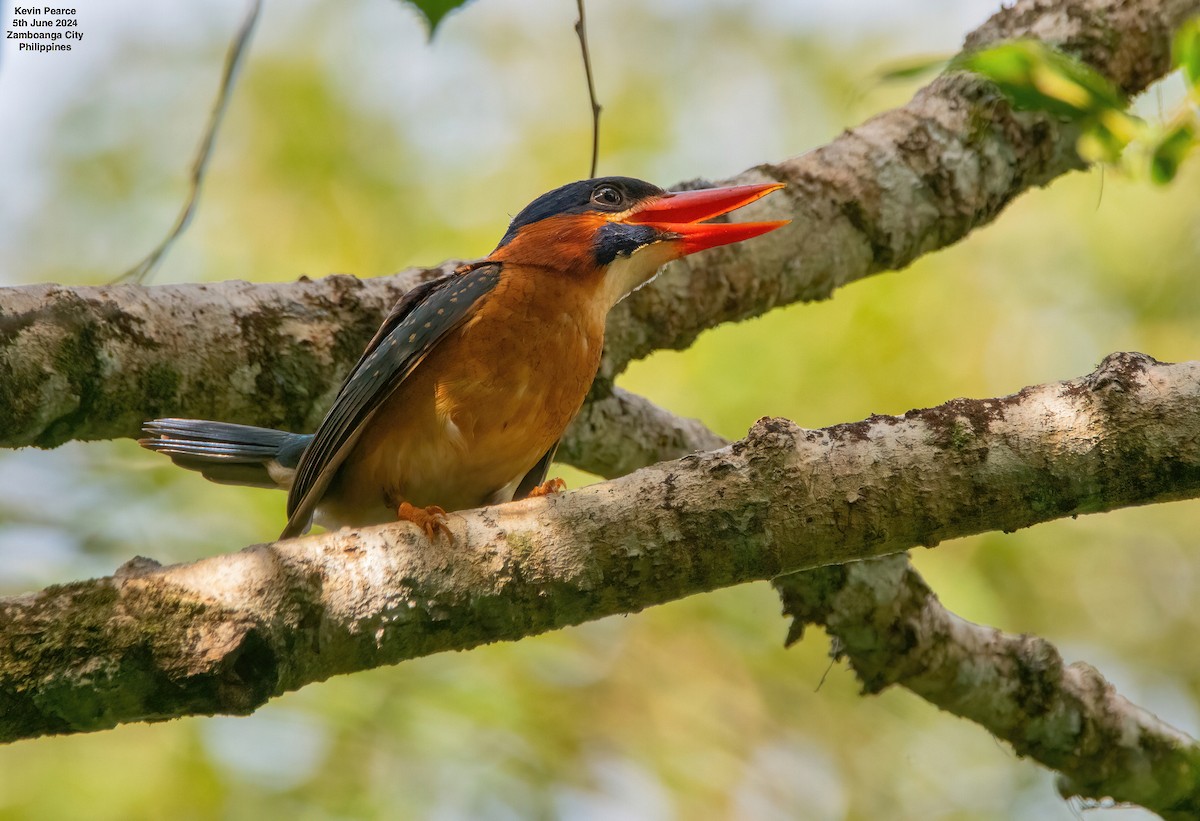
4;352;1199;749
0;264;459;447
776;557;1200;820
574;0;601;179
601;0;1193;374
115;0;263;284
565;372;1200;817
5;2;1200;812
562;365;1200;816
3;0;1194;451
560;384;726;479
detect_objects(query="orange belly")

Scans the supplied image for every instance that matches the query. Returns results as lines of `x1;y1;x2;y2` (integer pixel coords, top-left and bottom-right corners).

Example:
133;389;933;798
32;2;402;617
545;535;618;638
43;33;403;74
315;270;606;529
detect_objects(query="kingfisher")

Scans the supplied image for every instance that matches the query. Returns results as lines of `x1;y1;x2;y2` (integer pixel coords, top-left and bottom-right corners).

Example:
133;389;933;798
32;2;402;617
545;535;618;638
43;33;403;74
141;176;787;539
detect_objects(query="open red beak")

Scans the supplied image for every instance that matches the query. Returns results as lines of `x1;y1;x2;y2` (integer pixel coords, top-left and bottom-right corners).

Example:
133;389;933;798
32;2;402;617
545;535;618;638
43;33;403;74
625;182;789;255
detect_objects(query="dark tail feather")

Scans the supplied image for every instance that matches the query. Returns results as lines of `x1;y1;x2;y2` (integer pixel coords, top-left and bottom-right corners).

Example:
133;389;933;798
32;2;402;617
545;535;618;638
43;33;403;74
140;419;311;490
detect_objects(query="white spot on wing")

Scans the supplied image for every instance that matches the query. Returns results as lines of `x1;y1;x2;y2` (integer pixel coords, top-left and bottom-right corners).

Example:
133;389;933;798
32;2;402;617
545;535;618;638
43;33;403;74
443;416;467;451
266;460;296;490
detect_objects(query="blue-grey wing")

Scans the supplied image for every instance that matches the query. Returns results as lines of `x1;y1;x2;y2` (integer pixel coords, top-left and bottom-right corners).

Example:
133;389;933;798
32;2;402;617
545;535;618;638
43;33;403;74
281;263;501;537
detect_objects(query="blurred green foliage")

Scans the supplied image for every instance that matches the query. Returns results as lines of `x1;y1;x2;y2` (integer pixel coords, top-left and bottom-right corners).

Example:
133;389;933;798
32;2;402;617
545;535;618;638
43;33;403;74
962;29;1200;180
959;39;1126;119
1;2;1198;819
1176;16;1200;91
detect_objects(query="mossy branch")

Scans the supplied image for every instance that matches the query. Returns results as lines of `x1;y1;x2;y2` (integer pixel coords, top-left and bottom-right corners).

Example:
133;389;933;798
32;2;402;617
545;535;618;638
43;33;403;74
3;0;1195;456
4;354;1199;801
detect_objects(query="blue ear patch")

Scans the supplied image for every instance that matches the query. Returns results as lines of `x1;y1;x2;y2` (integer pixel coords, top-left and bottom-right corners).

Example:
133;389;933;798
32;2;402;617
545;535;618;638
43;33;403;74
593;222;659;265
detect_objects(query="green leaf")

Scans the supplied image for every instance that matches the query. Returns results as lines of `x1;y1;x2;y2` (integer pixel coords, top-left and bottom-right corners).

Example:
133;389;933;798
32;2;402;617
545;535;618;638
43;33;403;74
1173;17;1200;91
1149;117;1197;184
404;0;474;38
958;40;1125;120
1076;110;1146;165
1077;122;1129;165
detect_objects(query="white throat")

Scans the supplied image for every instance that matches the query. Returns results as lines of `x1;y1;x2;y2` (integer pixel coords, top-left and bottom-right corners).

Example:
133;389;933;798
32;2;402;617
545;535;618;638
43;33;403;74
600;242;680;310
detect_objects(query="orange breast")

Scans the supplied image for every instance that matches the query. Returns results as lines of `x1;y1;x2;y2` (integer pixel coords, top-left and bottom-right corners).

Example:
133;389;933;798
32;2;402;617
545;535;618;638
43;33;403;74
316;267;607;529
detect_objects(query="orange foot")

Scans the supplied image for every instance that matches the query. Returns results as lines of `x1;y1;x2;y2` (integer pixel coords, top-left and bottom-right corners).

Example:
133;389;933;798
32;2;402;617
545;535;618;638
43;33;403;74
526;477;567;498
397;502;450;541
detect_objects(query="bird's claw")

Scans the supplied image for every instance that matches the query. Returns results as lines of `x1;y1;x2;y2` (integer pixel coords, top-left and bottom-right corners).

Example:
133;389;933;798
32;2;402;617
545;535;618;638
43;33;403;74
526;477;567;498
397;502;450;541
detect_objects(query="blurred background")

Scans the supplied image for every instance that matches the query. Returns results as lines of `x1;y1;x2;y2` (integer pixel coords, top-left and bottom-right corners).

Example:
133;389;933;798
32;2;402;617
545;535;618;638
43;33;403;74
2;0;1199;818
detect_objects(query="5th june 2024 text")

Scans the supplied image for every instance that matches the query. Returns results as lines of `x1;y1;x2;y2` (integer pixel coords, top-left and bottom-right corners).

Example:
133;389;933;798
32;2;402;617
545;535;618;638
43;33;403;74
7;7;82;53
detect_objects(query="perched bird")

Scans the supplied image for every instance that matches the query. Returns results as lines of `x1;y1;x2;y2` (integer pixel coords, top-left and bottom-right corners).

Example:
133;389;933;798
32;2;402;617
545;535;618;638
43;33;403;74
141;176;787;539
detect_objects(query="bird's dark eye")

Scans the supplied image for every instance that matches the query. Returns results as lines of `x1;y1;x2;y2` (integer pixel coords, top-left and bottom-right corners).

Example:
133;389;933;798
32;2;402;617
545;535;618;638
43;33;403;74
591;185;624;209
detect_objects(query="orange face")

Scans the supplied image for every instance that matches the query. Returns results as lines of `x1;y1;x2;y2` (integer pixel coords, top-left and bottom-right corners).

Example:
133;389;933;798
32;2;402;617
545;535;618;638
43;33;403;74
489;211;611;280
488;180;789;306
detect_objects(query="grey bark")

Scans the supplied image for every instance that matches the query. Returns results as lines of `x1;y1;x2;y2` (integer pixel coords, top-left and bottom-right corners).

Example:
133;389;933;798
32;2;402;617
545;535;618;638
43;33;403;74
4;354;1199;757
2;0;1195;459
2;0;1199;816
777;556;1200;821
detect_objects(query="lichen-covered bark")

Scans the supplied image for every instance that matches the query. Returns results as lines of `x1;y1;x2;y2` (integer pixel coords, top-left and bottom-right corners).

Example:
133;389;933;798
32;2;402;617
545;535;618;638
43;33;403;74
1;0;1195;452
0;265;459;447
776;556;1200;820
602;0;1196;372
559;385;727;479
4;353;1198;750
3;1;1199;814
